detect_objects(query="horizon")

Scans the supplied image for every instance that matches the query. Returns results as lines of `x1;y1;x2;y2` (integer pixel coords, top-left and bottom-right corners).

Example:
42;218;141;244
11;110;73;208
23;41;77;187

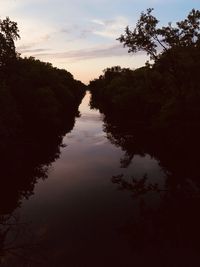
1;0;199;83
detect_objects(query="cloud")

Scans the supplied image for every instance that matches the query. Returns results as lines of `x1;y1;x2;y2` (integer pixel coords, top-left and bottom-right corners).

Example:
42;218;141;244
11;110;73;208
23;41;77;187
30;44;130;62
18;48;50;53
91;16;129;39
17;34;50;48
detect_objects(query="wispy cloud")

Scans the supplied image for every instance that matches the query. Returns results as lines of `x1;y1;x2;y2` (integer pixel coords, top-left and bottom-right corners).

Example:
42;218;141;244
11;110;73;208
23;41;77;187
31;44;129;62
91;16;129;38
1;0;198;83
18;47;51;53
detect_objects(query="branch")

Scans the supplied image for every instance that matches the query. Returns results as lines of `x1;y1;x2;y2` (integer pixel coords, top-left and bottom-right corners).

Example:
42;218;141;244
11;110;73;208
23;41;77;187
153;35;168;51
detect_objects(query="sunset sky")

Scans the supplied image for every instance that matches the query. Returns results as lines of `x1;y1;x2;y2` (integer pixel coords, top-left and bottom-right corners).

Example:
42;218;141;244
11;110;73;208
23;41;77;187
1;0;199;83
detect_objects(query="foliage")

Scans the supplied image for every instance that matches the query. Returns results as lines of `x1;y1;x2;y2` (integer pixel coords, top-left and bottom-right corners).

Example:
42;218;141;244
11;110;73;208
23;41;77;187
90;9;200;134
0;17;86;151
0;17;20;69
0;17;86;259
118;8;200;60
89;65;163;123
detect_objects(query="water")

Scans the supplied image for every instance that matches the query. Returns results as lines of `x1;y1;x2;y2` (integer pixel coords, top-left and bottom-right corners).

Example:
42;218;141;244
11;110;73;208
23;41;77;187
2;92;166;266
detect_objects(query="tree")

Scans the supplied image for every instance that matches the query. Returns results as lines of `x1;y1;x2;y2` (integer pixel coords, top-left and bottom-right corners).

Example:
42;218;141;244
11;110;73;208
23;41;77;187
118;8;200;60
0;17;20;68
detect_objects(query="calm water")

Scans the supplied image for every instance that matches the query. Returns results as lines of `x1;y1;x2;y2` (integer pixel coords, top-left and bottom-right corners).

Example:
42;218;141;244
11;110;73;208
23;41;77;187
3;92;166;266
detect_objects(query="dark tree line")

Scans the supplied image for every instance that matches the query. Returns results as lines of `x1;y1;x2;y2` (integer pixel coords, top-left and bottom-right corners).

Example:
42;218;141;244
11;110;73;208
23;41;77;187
0;17;86;151
118;8;200;60
0;17;86;260
89;8;200;191
89;9;200;135
0;17;86;208
89;9;200;263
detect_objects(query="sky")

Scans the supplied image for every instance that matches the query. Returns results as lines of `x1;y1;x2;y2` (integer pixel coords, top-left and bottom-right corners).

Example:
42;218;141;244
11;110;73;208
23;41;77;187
0;0;199;84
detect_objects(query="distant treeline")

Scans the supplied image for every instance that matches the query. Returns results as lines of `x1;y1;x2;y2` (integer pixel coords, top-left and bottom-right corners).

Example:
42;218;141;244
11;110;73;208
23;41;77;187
90;45;200;130
0;57;85;141
89;45;200;171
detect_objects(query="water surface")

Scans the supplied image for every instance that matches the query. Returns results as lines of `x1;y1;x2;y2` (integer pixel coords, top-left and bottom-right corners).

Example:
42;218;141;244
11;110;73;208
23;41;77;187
2;92;165;266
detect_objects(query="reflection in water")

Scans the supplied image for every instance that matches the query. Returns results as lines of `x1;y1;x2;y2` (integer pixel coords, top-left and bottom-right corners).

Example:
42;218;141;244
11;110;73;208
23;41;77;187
95;97;200;265
0;107;77;264
1;92;200;266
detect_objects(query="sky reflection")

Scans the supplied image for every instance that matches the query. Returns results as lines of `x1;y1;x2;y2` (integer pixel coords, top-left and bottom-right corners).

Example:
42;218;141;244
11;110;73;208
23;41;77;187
6;92;166;266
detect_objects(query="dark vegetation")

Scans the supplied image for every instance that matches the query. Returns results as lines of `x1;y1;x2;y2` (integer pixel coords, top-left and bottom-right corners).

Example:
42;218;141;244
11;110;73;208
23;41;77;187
90;8;200;131
0;16;85;205
89;9;200;260
1;8;200;265
89;8;200;159
0;17;85;259
0;17;85;147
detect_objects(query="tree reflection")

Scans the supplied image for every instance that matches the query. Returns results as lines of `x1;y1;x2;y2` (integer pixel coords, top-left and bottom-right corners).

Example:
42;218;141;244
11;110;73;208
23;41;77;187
101;111;200;263
0;114;77;265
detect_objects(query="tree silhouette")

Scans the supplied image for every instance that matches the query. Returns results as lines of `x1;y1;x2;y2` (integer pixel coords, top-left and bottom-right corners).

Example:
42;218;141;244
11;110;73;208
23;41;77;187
118;8;200;60
0;17;20;69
